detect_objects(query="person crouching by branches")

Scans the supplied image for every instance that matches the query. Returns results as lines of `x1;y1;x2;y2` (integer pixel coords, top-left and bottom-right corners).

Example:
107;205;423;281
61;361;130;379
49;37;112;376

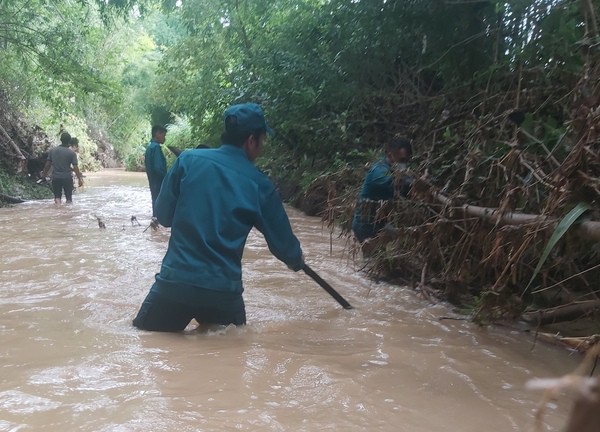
41;131;84;204
351;137;413;244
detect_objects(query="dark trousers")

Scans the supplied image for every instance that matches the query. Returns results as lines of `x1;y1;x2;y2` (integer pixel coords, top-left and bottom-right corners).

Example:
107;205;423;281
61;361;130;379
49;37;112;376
148;179;162;217
133;286;246;332
52;177;74;202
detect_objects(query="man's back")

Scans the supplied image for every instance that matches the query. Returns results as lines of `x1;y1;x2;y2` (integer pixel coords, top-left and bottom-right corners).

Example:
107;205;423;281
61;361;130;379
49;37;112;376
48;146;77;179
155;144;303;292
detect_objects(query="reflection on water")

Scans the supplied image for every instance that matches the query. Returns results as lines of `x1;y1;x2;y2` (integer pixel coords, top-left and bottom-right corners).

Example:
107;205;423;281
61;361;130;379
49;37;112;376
0;169;581;431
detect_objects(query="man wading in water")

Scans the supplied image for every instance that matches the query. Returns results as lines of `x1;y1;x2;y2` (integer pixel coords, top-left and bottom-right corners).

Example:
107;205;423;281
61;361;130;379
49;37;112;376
41;131;84;204
133;103;305;332
144;125;167;219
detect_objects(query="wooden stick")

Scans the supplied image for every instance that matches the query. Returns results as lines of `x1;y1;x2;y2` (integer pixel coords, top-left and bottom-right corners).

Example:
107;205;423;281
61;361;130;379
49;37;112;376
303;264;353;310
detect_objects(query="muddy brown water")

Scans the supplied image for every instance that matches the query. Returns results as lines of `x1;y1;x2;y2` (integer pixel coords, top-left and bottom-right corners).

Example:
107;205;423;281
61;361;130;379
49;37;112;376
0;169;583;431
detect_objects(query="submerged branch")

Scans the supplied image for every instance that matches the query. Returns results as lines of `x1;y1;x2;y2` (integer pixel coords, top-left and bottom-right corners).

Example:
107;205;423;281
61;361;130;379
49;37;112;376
0;193;25;204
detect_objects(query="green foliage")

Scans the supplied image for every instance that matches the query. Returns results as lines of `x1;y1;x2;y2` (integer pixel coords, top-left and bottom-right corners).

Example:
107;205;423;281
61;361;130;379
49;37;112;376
0;1;119;110
124;144;146;172
523;202;592;296
0;0;593;188
0;0;184;173
0;168;52;201
167;115;204;149
155;0;576;171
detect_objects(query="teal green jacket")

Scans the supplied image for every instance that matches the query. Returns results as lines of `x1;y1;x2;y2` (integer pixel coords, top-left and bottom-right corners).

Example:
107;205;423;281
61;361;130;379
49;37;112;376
144;139;167;188
154;144;304;295
351;157;394;241
351;157;412;241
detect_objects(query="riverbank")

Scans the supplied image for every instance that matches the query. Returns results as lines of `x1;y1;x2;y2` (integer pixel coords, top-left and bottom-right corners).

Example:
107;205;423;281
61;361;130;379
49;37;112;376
0;168;52;206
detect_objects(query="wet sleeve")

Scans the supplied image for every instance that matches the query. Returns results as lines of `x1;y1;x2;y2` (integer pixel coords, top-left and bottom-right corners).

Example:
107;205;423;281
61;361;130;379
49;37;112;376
255;186;304;271
155;157;182;227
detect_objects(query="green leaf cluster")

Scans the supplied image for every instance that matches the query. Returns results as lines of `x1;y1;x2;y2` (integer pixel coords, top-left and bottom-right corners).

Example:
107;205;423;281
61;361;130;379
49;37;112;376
0;0;593;183
150;0;589;180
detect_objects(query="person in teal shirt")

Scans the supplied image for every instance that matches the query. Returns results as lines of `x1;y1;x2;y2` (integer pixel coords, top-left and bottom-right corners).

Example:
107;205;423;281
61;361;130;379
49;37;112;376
144;125;167;217
133;103;305;332
352;137;412;242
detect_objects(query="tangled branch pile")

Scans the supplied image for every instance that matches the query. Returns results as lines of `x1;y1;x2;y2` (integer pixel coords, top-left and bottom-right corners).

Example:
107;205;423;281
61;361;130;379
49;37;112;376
318;20;600;331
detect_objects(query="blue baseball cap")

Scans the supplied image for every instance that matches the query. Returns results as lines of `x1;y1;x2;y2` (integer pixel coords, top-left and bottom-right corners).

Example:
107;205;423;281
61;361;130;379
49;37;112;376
224;103;274;136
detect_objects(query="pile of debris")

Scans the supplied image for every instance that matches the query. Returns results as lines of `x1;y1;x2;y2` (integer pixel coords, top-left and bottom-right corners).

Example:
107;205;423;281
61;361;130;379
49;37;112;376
317;47;600;338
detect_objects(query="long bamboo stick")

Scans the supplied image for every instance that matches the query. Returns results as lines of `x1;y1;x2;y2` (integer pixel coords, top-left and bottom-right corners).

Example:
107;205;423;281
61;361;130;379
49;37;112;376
434;193;600;241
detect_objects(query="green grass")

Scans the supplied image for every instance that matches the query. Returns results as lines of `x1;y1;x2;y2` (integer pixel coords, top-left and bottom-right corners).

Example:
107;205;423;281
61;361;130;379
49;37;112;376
0;168;53;205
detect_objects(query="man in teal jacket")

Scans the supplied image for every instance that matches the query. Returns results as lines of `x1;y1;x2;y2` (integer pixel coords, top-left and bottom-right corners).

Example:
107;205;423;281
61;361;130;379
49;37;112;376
352;137;412;242
144;125;167;217
133;103;305;332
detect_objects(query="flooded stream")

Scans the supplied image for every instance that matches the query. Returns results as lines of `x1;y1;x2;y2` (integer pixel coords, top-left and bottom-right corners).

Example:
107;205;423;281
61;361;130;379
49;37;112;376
0;169;582;431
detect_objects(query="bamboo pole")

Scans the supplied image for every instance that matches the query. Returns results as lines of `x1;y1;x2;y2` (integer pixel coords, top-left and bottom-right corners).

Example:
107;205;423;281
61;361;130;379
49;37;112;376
434;193;600;241
522;300;600;326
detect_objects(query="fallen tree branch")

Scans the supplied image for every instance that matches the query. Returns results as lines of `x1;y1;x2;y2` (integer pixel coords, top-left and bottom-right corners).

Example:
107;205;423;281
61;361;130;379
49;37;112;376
0;122;26;161
433;192;600;241
532;332;600;353
522;300;600;326
0;193;25;204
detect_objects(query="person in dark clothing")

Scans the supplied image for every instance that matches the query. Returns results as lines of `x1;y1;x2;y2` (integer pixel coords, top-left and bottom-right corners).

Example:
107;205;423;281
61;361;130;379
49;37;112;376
351;137;412;243
41;132;84;204
144;125;167;217
28;152;48;181
133;103;304;332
